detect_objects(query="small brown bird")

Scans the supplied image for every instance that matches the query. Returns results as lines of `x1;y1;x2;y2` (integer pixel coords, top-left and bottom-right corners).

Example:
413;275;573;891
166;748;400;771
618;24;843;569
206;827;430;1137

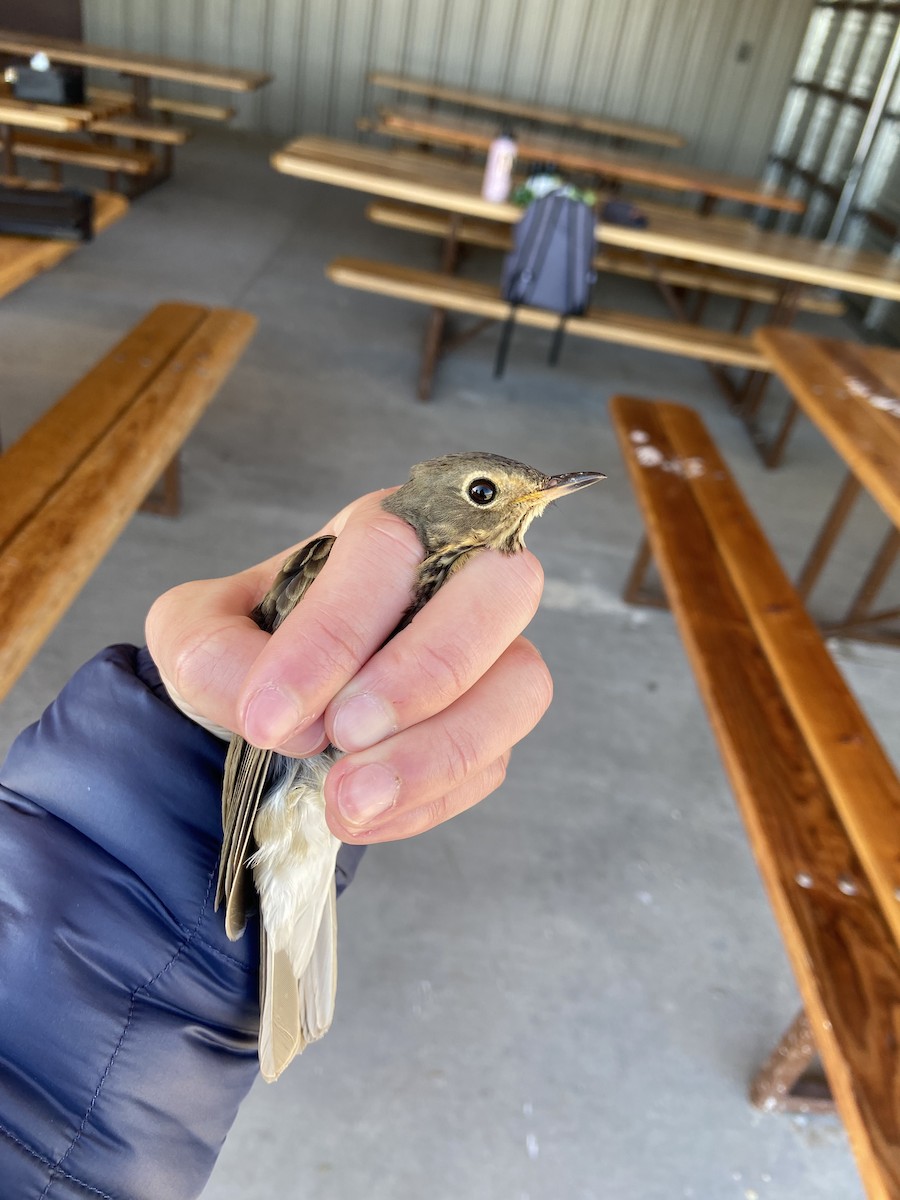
216;452;604;1081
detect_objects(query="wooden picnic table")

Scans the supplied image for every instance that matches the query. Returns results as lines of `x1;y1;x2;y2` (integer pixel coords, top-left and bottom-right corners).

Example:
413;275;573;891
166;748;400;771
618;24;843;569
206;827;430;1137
0;90;129;175
0;28;270;134
369;71;686;150
0;30;269;191
272;137;900;302
373;106;803;216
754;328;900;645
0;29;270;94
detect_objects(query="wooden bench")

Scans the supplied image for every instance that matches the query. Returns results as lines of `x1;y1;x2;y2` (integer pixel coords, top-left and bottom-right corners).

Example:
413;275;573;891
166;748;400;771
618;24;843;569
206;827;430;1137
327;256;766;399
4;131;155;189
610;393;900;1200
0;188;128;301
373;105;804;216
88;117;193;147
0;302;257;701
87;87;232;191
88;117;193;192
368;70;686;150
89;87;236;125
365;201;846;321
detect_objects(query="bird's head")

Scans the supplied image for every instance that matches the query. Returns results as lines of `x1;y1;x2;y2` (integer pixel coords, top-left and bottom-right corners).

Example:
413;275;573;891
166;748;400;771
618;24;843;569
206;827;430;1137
382;452;604;556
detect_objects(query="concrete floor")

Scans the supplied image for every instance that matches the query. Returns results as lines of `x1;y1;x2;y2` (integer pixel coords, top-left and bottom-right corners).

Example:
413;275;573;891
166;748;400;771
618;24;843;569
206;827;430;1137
1;129;898;1200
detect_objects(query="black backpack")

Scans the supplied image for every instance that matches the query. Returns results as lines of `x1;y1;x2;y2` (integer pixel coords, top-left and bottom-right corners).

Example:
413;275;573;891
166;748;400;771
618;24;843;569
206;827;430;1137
495;190;597;378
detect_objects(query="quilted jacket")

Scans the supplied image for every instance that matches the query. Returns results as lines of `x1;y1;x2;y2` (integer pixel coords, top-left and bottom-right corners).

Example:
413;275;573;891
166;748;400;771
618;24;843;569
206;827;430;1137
0;644;364;1199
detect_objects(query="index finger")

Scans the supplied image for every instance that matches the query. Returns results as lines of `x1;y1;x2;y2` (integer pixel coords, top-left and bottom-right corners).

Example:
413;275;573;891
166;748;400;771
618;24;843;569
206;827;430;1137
237;492;425;752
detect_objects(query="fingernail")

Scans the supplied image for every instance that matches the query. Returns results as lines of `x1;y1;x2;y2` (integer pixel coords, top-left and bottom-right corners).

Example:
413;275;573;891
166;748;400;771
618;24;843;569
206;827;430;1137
243;685;304;748
279;719;329;759
337;762;400;828
331;692;396;752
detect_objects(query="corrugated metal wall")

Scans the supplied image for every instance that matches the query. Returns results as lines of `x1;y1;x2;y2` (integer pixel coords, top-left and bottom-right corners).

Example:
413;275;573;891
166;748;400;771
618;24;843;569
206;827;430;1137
82;0;813;178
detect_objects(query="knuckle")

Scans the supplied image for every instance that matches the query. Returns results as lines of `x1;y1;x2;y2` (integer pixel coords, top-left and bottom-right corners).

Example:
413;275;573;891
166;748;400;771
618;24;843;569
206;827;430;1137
369;515;426;570
422;792;453;832
167;617;233;700
423;757;508;830
303;600;370;678
441;722;483;790
349;513;424;581
409;638;472;705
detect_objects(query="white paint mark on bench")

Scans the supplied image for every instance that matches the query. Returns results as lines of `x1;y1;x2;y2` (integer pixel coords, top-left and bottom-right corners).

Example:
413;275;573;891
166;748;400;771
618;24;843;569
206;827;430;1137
845;375;900;419
630;429;650;443
635;444;664;467
632;441;706;478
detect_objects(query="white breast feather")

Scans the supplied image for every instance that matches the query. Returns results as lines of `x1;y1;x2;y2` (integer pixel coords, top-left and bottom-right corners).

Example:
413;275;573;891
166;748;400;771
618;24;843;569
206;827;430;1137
250;751;342;973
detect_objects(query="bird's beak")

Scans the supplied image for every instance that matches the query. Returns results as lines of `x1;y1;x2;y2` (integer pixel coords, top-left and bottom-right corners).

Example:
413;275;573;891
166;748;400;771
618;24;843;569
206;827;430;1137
519;470;605;504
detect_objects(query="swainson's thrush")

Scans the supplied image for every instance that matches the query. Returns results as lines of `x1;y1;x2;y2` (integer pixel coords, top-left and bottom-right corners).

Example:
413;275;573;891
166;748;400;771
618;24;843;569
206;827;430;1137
217;452;603;1081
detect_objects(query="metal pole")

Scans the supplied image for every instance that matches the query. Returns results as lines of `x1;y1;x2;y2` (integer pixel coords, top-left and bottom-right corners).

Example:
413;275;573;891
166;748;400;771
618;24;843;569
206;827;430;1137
826;14;900;243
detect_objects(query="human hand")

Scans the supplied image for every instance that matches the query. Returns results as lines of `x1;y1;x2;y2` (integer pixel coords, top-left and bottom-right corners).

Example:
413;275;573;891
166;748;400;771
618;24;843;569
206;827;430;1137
145;489;552;845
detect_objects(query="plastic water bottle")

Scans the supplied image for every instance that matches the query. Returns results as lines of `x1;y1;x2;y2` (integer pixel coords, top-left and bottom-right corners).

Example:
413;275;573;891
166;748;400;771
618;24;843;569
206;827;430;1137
481;127;517;203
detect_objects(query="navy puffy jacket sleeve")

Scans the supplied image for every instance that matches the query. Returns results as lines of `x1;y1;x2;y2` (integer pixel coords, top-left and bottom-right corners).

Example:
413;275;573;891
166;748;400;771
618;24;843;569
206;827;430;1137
0;645;364;1200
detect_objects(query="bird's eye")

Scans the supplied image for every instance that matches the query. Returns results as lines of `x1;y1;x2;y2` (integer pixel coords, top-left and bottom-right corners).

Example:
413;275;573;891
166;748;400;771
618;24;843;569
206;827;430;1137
467;478;497;505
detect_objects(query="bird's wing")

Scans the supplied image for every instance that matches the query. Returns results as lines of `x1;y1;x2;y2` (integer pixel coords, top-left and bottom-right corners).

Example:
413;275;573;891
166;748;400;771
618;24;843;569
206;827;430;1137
215;535;337;938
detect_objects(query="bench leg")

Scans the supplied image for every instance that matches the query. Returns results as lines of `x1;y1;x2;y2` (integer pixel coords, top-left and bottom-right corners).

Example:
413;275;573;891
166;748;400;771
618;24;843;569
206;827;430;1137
418;308;447;401
731;297;754;335
646;261;740;407
140;454;182;517
759;397;800;469
823;527;900;643
795;471;861;601
842;526;900;626
623;536;669;609
1;123;17;176
738;282;804;465
688;288;711;325
417;215;463;401
750;1009;834;1114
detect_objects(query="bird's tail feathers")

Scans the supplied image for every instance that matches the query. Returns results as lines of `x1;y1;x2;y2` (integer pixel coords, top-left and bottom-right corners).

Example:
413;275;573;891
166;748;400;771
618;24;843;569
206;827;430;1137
258;923;302;1083
298;877;338;1046
258;877;338;1082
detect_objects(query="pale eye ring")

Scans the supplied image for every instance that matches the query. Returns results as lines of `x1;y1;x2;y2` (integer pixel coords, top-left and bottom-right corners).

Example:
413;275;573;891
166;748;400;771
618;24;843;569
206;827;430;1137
468;478;497;505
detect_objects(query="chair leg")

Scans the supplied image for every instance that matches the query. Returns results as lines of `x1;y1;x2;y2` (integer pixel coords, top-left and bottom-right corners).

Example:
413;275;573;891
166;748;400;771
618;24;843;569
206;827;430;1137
750;1009;834;1114
623;536;669;608
140;454;182;517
